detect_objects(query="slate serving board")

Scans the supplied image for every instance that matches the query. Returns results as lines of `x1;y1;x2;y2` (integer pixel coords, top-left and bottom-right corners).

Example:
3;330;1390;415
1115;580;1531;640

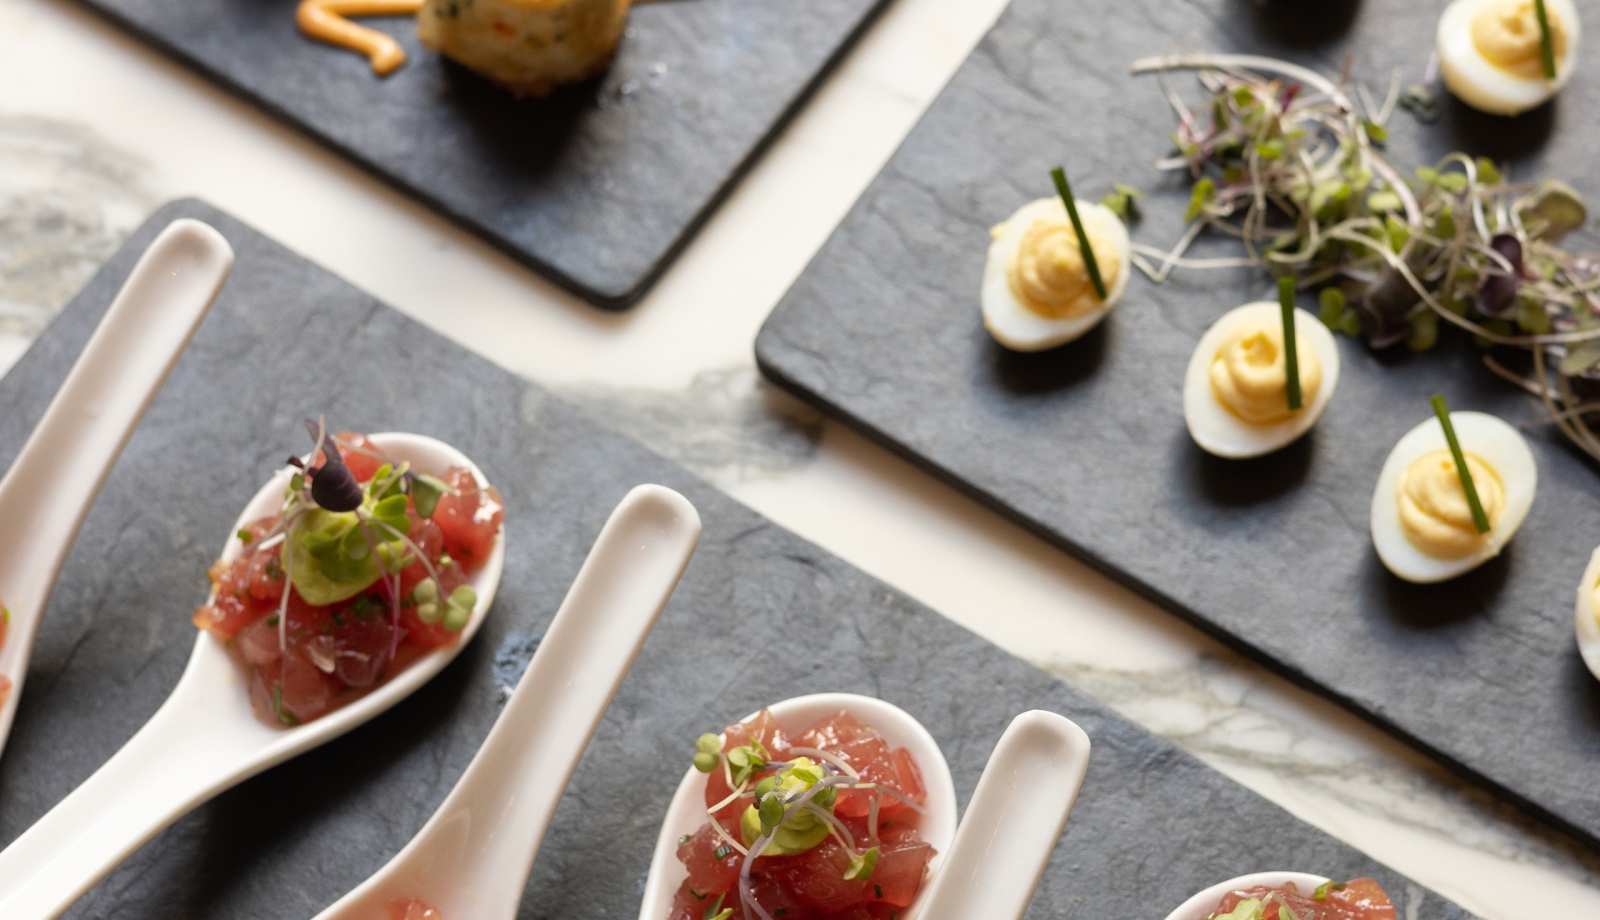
756;0;1600;853
0;200;1472;918
72;0;888;308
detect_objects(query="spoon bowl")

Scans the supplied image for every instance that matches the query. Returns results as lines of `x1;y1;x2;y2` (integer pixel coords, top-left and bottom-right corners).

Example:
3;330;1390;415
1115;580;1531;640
0;432;503;920
639;693;958;920
1163;872;1330;920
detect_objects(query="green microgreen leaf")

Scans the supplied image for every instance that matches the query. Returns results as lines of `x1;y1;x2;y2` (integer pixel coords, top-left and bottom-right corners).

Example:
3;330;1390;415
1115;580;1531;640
1475;157;1502;186
1101;182;1144;222
1431;395;1491;534
1278;277;1303;411
842;846;879;881
1534;0;1557;79
273;684;298;727
410;473;448;519
1362;119;1388;144
759;795;785;829
703;892;734;920
1050;167;1108;302
1313;881;1345;901
1187;177;1216;221
1318;287;1347;329
696;733;722;755
237;529;254;543
1366;191;1402;213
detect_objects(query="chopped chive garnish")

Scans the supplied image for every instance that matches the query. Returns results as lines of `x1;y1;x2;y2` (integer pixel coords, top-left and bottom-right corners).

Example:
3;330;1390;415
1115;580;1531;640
1431;395;1491;534
1050;166;1108;302
1534;0;1557;79
237;528;254;543
1278;276;1303;411
712;844;732;860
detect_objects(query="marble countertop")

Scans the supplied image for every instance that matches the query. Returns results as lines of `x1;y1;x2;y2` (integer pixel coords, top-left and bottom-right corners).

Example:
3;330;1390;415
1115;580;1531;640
1;0;1597;915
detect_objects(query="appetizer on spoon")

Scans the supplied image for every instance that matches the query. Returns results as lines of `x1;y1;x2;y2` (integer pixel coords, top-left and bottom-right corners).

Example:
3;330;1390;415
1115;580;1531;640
0;217;232;758
642;694;958;920
1163;872;1395;920
0;425;505;920
314;483;700;920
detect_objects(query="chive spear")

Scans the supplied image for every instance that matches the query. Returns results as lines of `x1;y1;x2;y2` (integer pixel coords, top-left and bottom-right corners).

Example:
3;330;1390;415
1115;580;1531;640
1534;0;1557;80
1051;166;1108;302
1277;276;1303;411
1431;395;1491;534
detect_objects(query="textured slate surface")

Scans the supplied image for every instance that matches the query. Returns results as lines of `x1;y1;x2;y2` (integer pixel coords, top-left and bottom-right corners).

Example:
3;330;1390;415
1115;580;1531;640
73;0;887;308
756;0;1600;852
0;200;1473;918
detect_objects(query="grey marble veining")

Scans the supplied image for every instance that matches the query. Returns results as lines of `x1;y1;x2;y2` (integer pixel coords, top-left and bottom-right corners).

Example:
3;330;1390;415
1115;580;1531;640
756;0;1600;851
558;367;823;485
0;114;153;375
0;199;1472;918
71;0;889;306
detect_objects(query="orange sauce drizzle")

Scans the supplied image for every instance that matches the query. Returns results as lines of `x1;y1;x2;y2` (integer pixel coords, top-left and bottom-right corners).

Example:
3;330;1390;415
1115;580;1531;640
296;0;426;76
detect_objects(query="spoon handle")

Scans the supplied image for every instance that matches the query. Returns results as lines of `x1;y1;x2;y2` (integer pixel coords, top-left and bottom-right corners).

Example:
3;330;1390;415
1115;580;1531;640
0;651;249;919
0;219;233;756
316;484;701;920
914;710;1091;920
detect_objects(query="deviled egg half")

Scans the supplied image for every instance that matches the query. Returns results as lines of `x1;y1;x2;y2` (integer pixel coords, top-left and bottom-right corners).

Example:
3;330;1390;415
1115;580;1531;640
1182;301;1340;458
1574;547;1600;681
1371;411;1536;583
1438;0;1581;116
983;196;1129;351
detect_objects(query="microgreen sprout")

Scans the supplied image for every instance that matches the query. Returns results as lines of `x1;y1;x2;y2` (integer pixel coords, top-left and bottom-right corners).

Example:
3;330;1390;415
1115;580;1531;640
1051;166;1109;301
691;726;927;920
1130;54;1600;467
1534;0;1557;80
1431;395;1491;534
702;892;733;920
1278;276;1303;411
1312;880;1345;901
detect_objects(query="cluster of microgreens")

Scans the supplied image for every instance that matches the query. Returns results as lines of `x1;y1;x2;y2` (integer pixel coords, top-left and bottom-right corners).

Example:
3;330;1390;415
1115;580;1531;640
687;731;924;920
1125;53;1600;463
1206;880;1350;920
227;418;472;722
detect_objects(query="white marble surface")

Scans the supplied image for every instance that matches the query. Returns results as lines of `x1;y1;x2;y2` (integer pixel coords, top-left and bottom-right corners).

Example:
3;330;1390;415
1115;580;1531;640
2;0;1599;916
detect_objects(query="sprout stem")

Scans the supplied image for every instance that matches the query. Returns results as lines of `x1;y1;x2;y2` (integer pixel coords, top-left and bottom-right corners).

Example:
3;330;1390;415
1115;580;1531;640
1278;277;1303;411
1051;167;1109;301
1534;0;1557;80
1431;395;1491;534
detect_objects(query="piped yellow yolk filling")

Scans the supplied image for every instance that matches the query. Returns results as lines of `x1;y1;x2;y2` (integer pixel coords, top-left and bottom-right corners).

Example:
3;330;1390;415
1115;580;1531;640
1207;322;1322;424
1397;449;1505;558
1471;0;1568;79
1006;214;1121;320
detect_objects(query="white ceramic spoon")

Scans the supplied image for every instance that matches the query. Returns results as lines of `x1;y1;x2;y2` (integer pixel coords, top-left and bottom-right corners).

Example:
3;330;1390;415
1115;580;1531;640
0;218;233;758
314;483;700;920
641;694;959;920
1163;872;1330;920
1573;546;1600;681
914;710;1091;920
0;432;505;920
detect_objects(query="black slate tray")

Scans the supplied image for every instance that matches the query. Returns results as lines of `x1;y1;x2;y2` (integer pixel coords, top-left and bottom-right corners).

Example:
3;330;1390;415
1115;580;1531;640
756;0;1600;854
0;201;1470;918
74;0;888;308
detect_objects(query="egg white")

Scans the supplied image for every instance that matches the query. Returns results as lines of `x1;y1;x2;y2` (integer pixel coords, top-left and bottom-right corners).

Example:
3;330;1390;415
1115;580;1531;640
1371;411;1537;584
1573;547;1600;682
1438;0;1581;116
982;197;1130;352
1182;301;1341;459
